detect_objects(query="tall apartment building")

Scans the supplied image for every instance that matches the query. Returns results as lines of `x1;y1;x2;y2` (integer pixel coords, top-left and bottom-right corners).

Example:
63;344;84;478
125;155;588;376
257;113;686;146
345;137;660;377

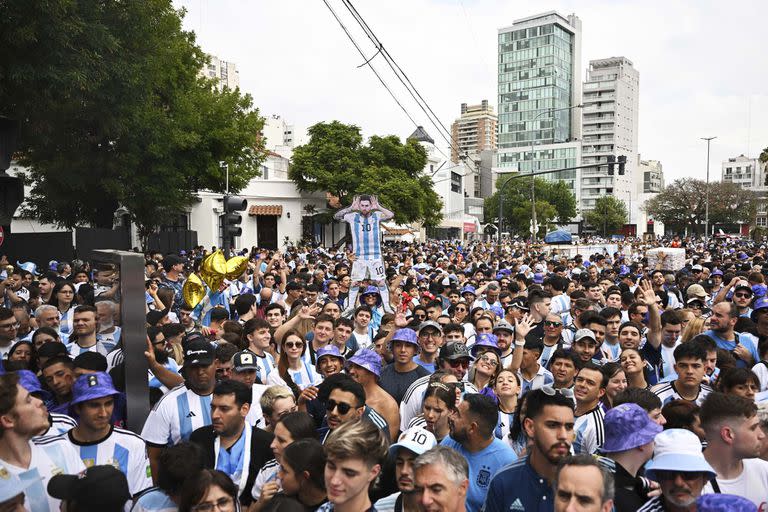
580;57;640;214
497;12;583;206
639;159;664;193
450;100;497;163
202;54;240;90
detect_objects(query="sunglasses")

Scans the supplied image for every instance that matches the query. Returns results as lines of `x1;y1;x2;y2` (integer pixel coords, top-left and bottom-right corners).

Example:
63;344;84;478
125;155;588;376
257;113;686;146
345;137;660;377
541;385;575;399
326;399;355;415
284;341;304;349
654;470;705;482
734;293;752;299
544;321;562;327
478;355;499;367
415;314;426;319
448;359;470;368
455;308;467;312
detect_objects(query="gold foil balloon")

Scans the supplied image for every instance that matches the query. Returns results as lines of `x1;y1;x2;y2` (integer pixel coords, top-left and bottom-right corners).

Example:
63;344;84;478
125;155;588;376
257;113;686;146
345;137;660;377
199;251;227;290
182;273;206;309
225;256;249;281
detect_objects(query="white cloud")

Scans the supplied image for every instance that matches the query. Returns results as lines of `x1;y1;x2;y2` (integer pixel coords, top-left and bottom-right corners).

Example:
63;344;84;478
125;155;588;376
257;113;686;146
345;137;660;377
177;0;768;182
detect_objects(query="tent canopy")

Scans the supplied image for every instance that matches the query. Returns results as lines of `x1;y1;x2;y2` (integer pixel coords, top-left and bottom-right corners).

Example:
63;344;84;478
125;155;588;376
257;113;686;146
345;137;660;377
544;229;573;244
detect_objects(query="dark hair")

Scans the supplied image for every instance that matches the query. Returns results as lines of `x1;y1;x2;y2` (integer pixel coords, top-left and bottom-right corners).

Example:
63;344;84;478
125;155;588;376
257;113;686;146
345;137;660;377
318;373;365;407
524;388;575;421
157;443;205;495
48;281;76;309
613;388;661;412
276;411;317;442
214;379;252;407
234;294;258;316
161;322;185;339
700;391;757;430
600;362;624;385
718;368;760;394
73;304;97;316
690;334;717;354
661;400;701;432
462;393;499;438
578;362;606;388
178;469;238;512
281;438;326;491
0;308;14;323
335;317;354;330
209;307;230;323
423;382;456;411
41;355;75;373
264;303;286;317
442;323;464;336
618;321;643;336
354;305;372;318
314;314;334;328
599;307;622;320
660;310;681;327
243;317;271;336
547;349;578;370
31;326;60;345
673;342;707;363
215;343;239;364
0;374;20;437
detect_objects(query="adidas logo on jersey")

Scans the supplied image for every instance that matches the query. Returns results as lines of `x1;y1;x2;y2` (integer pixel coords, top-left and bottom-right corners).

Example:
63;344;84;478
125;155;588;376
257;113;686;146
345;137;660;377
509;498;525;511
186;411;196;418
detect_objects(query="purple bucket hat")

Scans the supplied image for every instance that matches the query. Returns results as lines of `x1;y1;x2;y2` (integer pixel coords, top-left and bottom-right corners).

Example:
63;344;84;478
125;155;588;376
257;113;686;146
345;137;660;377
470;333;500;358
697;494;757;512
347;348;382;378
316;345;345;362
16;369;51;401
391;328;420;352
601;402;662;453
70;372;119;407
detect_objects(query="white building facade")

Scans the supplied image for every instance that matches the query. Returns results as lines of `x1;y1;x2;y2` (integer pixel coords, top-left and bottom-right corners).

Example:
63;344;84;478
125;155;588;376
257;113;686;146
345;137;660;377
721;154;767;227
580;57;640;221
202;54;240;90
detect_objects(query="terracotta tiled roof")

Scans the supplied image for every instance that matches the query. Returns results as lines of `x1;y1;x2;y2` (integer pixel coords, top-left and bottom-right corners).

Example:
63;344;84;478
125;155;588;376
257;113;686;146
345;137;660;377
248;205;283;216
382;225;414;235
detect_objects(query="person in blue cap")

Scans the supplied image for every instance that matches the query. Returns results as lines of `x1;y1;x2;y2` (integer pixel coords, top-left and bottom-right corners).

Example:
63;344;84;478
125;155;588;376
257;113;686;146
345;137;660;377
638;428;717;512
379;328;430;404
14;369;77;439
0;464;37;510
359;286;386;333
61;372;152;497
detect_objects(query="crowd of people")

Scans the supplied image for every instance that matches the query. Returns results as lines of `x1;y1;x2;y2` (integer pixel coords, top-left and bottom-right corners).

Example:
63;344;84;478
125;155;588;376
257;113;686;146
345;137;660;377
1;230;768;511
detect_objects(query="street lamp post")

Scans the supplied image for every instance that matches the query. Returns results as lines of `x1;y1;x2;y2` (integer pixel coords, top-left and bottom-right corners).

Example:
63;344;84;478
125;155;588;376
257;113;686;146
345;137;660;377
528;104;583;243
701;136;716;244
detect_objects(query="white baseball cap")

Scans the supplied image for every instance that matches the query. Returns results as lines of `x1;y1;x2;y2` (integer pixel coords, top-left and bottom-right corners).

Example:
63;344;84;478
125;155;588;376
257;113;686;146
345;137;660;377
645;429;716;480
388;426;437;458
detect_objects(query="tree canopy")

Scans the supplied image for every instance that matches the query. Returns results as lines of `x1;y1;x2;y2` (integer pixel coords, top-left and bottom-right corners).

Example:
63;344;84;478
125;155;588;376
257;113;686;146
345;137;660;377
584;196;628;236
289;121;443;227
0;0;265;243
643;178;757;233
484;176;577;237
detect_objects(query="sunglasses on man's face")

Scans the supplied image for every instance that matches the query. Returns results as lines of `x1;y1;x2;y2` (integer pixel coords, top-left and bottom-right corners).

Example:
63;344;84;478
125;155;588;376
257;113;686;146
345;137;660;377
544;321;562;327
448;358;470;369
326;399;355;415
734;292;752;299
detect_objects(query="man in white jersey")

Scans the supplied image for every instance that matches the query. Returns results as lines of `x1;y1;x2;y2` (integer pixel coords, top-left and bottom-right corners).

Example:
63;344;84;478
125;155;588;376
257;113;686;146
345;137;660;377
333;194;394;312
700;392;768;508
66;305;109;357
141;337;216;480
62;372;152;496
0;373;85;512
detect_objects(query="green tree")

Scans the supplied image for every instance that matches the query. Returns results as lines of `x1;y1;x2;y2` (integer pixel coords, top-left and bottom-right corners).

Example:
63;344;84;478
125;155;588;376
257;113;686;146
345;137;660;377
0;0;264;243
289;121;443;227
484;176;577;237
644;178;756;234
584;196;628;236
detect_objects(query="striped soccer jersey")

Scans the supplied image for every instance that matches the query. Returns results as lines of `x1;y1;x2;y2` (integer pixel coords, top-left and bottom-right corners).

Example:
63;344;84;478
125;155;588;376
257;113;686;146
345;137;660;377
140;384;212;446
573;406;605;455
344;212;382;260
650;381;713;407
65;426;152;495
1;435;86;512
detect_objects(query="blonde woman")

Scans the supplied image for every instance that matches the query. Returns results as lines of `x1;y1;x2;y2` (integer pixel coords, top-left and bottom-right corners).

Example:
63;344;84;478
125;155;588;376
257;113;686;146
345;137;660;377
681;316;706;343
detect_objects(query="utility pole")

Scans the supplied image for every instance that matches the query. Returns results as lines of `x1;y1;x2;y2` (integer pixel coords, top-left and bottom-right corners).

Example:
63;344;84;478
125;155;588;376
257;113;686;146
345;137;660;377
701;136;717;245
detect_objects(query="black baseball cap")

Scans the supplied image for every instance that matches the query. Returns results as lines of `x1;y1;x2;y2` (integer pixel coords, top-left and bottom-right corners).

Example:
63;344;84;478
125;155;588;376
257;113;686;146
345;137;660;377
48;465;131;509
438;342;474;361
184;339;215;366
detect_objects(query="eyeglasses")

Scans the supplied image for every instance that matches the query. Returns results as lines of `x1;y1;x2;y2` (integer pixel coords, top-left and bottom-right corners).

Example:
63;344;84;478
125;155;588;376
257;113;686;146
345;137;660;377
326;399;355;415
478;355;499;367
541;385;575;399
734;293;753;299
455;308;467;312
284;341;304;349
448;359;470;368
191;496;235;512
544;321;562;327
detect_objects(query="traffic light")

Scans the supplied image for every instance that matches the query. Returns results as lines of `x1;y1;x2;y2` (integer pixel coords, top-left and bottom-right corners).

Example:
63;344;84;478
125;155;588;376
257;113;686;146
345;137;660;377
607;155;616;175
617;155;627;175
223;195;246;238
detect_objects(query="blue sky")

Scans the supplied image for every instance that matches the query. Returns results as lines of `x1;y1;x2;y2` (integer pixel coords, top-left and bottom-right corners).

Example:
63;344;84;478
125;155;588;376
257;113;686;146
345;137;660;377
176;0;768;182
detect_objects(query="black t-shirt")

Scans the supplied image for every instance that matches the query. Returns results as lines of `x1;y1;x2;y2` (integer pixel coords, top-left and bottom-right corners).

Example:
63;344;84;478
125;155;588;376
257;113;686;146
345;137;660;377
379;363;431;403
